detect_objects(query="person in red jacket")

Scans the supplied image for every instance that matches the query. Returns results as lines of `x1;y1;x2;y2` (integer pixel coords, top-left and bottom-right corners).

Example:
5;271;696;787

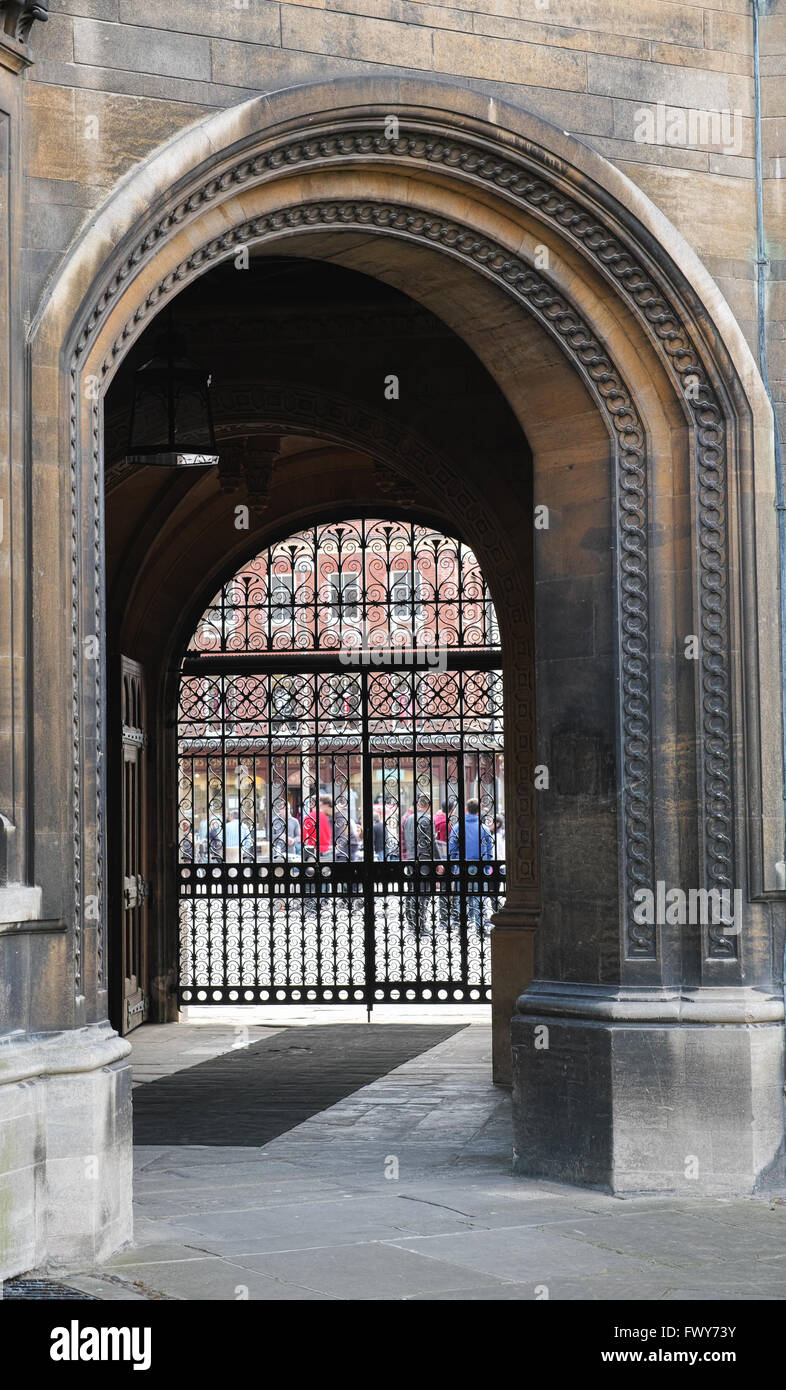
433;799;451;854
302;794;333;857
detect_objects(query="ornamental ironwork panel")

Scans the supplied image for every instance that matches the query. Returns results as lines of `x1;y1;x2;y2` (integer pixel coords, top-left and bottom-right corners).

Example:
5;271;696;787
186;518;499;657
177;519;504;1009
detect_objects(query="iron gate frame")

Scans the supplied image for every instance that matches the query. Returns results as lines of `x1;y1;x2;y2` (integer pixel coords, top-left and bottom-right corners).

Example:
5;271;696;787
176;519;505;1012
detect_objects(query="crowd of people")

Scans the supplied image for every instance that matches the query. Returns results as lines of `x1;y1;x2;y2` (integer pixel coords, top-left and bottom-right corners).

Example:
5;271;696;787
180;793;504;937
181;794;504;867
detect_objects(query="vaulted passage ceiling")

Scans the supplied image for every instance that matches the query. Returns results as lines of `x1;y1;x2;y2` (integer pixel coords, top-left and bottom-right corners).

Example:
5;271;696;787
104;254;534;652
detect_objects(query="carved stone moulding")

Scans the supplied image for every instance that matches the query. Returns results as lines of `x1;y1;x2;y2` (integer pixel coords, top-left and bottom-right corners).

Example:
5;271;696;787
64;106;745;999
217;435;281;518
96;198;655;962
0;0;47;70
372;458;417;510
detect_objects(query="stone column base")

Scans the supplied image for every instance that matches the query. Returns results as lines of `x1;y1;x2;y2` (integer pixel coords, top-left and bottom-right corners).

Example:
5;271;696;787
512;982;785;1195
489;911;536;1087
0;1022;133;1280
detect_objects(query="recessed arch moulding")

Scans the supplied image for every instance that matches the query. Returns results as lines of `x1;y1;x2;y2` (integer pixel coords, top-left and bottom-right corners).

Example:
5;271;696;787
20;78;784;1218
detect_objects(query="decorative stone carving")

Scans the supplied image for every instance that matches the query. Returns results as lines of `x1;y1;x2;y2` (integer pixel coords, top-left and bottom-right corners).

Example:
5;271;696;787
372;458;417;509
174;307;442;348
66;113;743;989
217;435;280;518
0;0;48;43
0;0;46;68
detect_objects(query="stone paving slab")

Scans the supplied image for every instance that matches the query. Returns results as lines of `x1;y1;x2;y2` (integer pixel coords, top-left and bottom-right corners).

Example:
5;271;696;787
409;1278;778;1302
128;1021;284;1086
386;1226;649;1282
63;1274;151;1302
226;1241;518;1300
149;1193;492;1257
132;1179;357;1220
59;1021;786;1301
547;1208;786;1270
104;1257;334;1302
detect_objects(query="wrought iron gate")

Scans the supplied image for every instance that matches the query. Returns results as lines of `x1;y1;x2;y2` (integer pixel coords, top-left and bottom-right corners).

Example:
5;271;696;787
177;519;505;1009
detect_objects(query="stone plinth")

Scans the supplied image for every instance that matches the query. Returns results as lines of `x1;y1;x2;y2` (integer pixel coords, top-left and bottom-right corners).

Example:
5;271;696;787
0;1023;133;1279
512;983;785;1196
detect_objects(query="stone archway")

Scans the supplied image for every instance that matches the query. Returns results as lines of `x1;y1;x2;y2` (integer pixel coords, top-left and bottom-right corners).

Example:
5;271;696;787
105;402;538;1049
21;76;784;1237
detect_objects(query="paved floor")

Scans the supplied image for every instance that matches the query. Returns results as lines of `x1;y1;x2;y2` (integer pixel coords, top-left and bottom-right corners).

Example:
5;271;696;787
128;1018;285;1085
132;1023;463;1146
66;1020;786;1301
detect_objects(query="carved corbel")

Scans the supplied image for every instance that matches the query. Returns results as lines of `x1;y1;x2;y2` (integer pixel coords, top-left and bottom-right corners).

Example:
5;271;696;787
0;0;48;71
372;457;416;509
218;436;280;519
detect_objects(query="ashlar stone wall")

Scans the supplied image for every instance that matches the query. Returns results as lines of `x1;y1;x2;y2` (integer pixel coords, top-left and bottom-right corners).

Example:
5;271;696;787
21;1;785;452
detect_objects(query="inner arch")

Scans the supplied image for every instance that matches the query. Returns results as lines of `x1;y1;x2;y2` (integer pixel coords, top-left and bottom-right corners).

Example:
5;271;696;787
176;516;505;1010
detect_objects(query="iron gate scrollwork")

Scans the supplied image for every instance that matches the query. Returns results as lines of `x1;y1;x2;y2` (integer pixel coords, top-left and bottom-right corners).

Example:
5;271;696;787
177;518;505;1008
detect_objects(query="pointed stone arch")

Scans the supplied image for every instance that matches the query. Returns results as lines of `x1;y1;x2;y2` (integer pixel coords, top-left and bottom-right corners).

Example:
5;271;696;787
24;76;784;1194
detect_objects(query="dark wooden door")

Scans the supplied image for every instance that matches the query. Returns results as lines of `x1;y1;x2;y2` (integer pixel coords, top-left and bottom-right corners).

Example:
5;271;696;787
119;657;149;1033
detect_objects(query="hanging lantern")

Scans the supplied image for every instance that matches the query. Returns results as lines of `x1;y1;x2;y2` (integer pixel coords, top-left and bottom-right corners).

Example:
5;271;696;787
126;311;218;466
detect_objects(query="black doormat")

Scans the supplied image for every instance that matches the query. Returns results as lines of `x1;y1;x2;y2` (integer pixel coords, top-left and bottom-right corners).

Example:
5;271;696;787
132;1023;464;1147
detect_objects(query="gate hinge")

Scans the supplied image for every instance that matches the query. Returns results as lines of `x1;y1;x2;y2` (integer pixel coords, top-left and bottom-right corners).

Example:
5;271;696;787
122;723;148;748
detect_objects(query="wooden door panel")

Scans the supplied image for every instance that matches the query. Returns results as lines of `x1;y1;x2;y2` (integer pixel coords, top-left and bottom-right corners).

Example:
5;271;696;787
120;658;148;1034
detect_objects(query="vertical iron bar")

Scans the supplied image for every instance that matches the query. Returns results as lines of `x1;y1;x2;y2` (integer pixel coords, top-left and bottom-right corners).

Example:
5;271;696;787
361;668;374;1016
457;674;468;992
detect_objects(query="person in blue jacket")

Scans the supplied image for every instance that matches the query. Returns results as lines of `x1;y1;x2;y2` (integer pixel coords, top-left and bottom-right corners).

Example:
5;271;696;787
449;798;493;932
